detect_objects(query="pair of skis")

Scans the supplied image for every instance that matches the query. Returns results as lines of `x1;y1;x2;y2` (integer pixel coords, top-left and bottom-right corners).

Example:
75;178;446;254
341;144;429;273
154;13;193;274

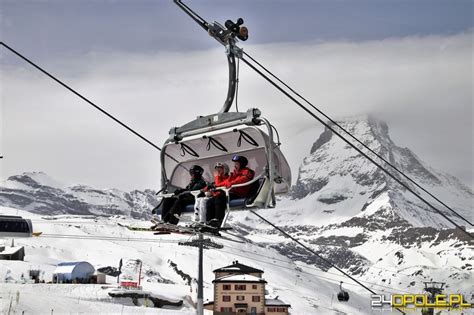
150;219;242;243
118;220;242;243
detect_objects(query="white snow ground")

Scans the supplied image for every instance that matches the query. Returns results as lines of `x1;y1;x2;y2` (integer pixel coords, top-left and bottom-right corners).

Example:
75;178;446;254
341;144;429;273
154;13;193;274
0;206;406;315
2;205;472;314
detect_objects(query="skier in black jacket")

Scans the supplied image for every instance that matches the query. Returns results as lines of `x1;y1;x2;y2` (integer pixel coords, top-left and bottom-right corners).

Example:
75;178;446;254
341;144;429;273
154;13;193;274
160;165;207;225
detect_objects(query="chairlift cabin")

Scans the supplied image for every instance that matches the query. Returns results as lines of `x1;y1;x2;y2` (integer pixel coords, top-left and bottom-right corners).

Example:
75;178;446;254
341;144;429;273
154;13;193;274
154;1;292;223
158;108;291;217
0;215;33;238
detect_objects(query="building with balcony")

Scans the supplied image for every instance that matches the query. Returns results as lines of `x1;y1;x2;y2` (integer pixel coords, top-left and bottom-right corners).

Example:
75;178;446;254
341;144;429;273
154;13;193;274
204;260;291;315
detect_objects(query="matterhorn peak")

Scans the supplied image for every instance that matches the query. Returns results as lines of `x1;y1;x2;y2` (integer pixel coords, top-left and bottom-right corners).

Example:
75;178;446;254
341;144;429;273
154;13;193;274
291;116;472;228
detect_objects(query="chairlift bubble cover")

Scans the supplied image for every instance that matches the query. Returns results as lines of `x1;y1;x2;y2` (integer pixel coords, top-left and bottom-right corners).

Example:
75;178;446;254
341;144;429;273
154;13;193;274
161;126;290;194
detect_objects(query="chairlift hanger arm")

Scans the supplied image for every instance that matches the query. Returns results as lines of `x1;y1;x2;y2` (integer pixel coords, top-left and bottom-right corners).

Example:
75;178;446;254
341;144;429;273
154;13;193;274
173;0;248;113
174;0;248;46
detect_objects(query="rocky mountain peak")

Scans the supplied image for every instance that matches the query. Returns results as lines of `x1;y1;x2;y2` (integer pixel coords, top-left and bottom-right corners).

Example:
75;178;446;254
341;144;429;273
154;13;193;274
5;171;66;190
290;116;472;228
0;172;158;219
310;115;391;155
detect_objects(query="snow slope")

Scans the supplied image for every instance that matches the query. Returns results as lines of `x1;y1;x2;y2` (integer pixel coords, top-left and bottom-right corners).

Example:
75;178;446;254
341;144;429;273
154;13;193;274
0;206;384;315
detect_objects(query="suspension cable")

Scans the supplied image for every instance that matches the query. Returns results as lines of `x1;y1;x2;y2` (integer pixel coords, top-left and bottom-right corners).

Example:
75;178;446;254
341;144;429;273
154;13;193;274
34;218;429;289
0;42;181;166
3;41;469;234
1;38;468;308
218;247;421;295
249;210;406;314
241;56;472;239
250;210;376;293
243;51;472;227
39;233;180;243
222;243;432;287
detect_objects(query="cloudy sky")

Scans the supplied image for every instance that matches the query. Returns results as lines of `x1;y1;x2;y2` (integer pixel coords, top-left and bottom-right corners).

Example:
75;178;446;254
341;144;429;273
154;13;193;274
1;0;472;191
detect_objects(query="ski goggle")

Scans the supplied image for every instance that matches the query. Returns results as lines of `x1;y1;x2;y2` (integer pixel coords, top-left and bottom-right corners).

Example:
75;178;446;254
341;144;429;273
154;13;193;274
189;168;202;175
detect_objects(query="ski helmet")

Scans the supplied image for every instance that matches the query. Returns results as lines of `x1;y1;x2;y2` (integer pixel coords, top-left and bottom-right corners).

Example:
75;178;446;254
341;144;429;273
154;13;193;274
214;162;230;174
189;165;204;176
232;155;248;167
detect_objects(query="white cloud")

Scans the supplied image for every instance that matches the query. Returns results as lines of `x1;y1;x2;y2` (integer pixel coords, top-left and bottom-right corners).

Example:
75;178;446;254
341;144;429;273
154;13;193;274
1;32;472;190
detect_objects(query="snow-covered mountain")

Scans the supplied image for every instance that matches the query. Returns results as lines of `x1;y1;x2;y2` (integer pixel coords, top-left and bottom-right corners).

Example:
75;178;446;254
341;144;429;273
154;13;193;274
291;115;472;228
0;172;158;219
226;115;473;308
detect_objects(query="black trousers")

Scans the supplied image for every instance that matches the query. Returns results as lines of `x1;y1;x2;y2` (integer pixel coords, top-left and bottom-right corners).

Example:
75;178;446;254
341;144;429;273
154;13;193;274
161;193;195;224
206;192;239;224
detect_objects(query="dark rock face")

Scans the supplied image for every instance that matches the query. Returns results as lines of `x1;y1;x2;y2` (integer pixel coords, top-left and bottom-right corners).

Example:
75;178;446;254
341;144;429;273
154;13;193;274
108;291;183;308
396;148;441;184
168;259;194;286
317;194;348;204
0;173;158;219
97;266;120;277
269;241;370;276
310;128;333;154
291;177;329;199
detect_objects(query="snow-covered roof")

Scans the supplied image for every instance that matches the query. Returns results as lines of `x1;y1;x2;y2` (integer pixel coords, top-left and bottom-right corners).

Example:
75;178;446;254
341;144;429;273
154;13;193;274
213;260;263;274
213;274;266;283
0;246;24;255
54;265;77;274
265;298;291;307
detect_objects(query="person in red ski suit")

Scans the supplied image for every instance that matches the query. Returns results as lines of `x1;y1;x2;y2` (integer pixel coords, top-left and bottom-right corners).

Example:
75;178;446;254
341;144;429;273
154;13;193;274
206;155;254;227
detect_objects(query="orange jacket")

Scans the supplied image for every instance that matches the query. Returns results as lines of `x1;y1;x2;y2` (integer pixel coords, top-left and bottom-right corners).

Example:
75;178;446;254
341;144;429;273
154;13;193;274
225;168;255;198
214;174;229;187
211;174;230;197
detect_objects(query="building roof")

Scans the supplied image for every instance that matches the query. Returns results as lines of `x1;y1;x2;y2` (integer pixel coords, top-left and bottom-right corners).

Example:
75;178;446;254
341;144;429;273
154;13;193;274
213;274;267;284
213;260;264;274
57;262;84;266
53;261;94;274
0;246;24;255
265;298;291;307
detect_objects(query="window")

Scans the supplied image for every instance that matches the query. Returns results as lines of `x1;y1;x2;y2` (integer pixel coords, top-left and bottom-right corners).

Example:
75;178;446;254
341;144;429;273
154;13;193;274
268;307;276;312
236;295;245;301
235;284;246;290
252;296;260;302
222;296;231;302
221;307;233;312
223;284;231;290
277;307;287;312
252;284;258;289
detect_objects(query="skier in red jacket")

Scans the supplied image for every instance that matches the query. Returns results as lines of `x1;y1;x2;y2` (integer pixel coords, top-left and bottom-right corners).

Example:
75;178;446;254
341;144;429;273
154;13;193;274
224;155;255;197
206;155;254;227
